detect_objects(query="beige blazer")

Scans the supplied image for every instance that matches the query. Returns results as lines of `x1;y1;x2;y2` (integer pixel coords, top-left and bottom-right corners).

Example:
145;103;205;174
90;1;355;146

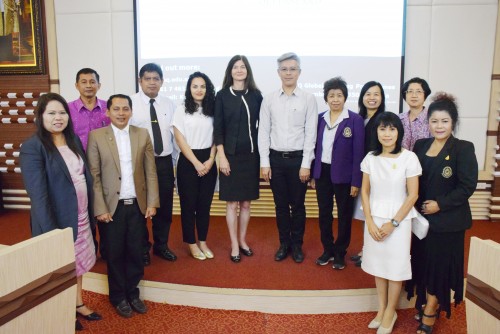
87;125;160;216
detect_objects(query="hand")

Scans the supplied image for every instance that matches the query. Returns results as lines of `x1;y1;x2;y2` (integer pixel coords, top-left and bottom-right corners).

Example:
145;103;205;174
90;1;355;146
299;168;310;183
261;167;272;182
194;160;208;177
97;213;113;223
310;178;316;189
350;186;359;197
203;158;214;171
379;222;395;240
367;220;382;241
219;156;231;176
421;200;440;215
145;207;156;219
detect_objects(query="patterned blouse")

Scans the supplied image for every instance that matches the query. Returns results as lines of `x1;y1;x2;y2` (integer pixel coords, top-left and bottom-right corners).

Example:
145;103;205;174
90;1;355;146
399;108;431;150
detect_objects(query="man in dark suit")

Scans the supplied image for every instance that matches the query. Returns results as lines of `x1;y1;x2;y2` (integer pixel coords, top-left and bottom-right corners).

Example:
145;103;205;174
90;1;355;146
87;94;159;318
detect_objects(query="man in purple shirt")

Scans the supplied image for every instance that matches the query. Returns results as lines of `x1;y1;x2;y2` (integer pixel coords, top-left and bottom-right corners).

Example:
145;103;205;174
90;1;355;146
68;68;110;151
68;68;110;259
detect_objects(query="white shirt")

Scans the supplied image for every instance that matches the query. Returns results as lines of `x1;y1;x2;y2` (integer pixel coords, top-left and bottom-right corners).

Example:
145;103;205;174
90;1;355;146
171;104;214;150
111;123;137;200
321;108;349;163
258;87;318;168
130;91;176;157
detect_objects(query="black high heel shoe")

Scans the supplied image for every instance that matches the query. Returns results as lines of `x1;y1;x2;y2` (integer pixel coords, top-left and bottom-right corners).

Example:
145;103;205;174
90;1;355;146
230;254;241;263
76;304;102;321
416;313;439;333
239;247;253;256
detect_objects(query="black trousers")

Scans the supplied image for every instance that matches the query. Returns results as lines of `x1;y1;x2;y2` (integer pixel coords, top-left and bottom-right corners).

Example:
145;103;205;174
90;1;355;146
143;155;175;253
177;149;217;244
269;153;307;247
315;163;354;257
104;200;145;306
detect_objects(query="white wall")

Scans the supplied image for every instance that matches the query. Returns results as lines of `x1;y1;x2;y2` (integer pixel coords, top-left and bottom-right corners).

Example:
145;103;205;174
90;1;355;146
53;0;498;169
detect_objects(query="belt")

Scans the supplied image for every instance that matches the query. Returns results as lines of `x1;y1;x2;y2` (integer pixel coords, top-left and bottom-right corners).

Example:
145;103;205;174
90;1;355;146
155;154;171;160
119;198;136;205
270;149;303;159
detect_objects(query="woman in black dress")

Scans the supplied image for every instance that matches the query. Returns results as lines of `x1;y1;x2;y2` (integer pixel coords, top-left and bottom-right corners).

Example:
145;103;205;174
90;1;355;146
214;55;263;262
407;93;478;333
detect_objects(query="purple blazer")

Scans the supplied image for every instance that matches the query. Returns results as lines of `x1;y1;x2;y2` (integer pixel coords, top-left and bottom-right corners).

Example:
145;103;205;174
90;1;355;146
312;110;364;187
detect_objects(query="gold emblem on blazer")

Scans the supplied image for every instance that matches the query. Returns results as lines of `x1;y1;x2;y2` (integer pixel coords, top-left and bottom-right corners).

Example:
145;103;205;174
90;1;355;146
343;127;352;138
445;155;450;160
442;166;452;178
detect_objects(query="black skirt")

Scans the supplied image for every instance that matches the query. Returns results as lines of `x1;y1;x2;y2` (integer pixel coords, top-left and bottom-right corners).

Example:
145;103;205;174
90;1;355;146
219;152;260;201
406;229;465;318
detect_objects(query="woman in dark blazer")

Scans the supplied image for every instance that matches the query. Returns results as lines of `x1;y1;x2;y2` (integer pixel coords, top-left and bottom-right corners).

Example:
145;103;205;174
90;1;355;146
311;77;364;270
20;93;101;331
214;55;263;262
406;93;478;334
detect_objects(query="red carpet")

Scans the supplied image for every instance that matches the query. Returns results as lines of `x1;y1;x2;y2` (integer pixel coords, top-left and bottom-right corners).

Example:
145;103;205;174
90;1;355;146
1;210;499;290
78;290;467;334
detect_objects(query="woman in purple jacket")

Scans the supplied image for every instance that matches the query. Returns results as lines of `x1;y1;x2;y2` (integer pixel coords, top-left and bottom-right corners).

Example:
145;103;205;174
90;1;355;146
311;77;364;270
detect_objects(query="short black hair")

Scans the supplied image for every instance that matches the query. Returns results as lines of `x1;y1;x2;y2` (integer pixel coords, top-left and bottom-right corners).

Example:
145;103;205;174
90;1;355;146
427;92;459;131
401;77;431;100
139;63;163;80
323;77;348;102
107;94;132;110
76;68;100;83
371;112;404;156
358;81;385;119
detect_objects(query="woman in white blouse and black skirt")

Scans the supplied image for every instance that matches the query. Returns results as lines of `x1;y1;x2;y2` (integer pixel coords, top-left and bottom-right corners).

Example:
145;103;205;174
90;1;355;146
172;72;217;261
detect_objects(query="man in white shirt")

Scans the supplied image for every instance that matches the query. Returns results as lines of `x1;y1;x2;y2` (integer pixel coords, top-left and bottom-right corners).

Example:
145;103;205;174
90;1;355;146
87;94;159;317
130;63;177;265
258;52;318;263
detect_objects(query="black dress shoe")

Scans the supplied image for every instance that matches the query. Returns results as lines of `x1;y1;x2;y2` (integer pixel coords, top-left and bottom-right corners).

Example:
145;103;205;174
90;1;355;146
153;248;177;261
129;298;148;314
75;319;83;331
76;304;102;321
143;252;151;266
274;244;289;261
230;254;241;263
291;245;304;263
315;252;334;266
350;254;362;262
239;247;253;257
115;300;133;318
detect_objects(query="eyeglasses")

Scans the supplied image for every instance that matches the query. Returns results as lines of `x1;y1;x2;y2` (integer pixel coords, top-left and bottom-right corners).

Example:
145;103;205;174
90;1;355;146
279;67;300;73
405;90;424;96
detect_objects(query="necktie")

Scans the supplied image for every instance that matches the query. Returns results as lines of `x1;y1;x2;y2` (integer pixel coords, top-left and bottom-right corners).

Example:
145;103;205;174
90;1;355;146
149;99;163;155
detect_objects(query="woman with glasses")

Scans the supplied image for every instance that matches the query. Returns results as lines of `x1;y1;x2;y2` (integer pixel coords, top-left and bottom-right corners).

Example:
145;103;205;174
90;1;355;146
399;78;432;150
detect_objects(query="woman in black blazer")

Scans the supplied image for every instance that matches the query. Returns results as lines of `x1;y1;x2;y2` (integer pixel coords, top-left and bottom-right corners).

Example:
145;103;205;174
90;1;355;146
214;55;263;262
20;93;101;330
406;93;478;334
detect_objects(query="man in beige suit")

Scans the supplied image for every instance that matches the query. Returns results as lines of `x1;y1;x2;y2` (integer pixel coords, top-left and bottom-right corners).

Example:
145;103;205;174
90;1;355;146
87;94;159;318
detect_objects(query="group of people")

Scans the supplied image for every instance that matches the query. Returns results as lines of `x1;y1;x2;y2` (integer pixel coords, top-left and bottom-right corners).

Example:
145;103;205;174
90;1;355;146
19;52;478;333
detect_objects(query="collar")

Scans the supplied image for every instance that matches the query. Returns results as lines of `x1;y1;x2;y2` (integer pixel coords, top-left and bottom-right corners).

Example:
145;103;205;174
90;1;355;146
111;123;130;136
279;86;300;96
323;108;349;128
75;97;104;112
405;106;427;122
140;91;160;105
229;86;248;96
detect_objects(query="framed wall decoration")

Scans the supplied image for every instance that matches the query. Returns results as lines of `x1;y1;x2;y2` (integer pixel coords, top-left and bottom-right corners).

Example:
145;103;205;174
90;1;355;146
0;0;46;75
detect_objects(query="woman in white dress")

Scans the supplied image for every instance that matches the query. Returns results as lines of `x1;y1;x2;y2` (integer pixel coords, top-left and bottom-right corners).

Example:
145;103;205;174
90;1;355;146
360;112;421;334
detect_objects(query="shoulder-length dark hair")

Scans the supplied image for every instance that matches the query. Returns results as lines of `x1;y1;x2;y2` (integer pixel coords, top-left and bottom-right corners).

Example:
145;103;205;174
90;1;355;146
222;55;260;92
34;93;82;156
184;72;216;116
358;81;386;119
371;112;404;156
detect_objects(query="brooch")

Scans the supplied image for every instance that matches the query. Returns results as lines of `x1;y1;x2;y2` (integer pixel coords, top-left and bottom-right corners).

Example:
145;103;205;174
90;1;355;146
442;166;452;178
343;127;352;138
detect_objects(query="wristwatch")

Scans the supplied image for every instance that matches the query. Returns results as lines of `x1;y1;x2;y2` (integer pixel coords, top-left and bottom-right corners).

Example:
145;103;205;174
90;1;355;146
391;219;399;227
